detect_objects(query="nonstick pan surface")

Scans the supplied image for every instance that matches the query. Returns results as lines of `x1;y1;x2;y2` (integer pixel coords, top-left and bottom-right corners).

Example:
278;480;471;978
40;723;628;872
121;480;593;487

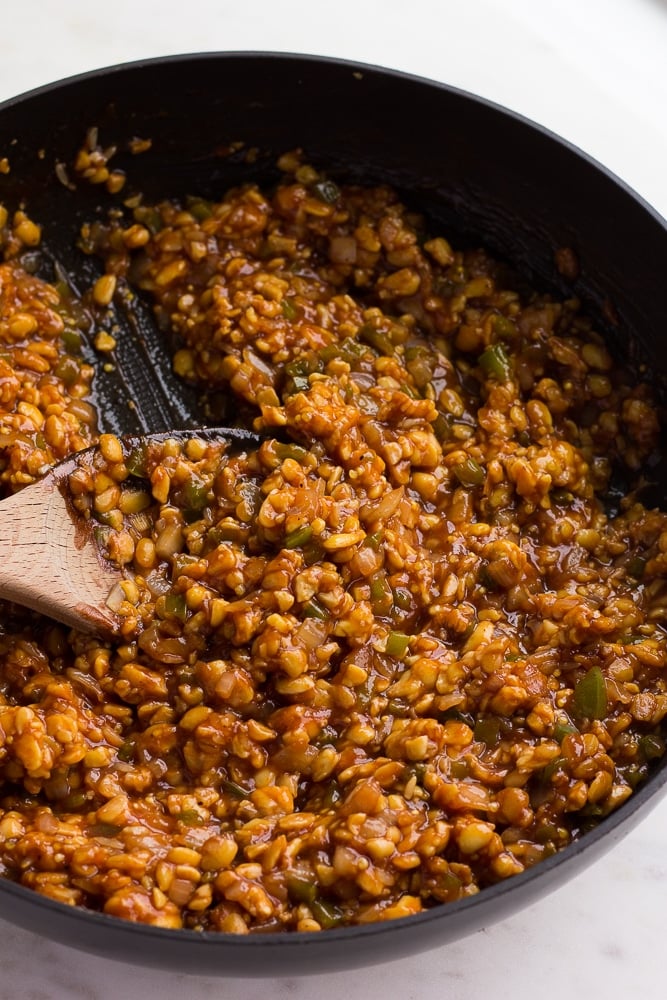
1;51;667;976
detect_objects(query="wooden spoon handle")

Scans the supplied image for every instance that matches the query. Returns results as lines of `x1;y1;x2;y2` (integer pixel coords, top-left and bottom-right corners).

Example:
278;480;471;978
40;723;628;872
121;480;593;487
0;478;119;633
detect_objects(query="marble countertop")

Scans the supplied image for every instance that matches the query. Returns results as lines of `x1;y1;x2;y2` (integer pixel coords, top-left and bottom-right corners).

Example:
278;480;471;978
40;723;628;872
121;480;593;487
1;1;666;997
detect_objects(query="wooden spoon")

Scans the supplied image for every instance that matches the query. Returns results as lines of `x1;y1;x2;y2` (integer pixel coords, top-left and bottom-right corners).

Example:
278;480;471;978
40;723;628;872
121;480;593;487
0;427;263;636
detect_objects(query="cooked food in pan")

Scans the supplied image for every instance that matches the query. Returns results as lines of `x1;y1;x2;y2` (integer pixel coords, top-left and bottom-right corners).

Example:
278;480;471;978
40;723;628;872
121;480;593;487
0;154;665;933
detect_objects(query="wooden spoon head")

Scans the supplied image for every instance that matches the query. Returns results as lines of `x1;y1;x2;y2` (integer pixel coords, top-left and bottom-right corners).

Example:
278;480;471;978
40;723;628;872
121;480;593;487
0;426;264;637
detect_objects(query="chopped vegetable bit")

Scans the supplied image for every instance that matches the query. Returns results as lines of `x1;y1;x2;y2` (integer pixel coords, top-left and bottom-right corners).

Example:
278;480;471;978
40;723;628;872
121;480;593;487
162;593;188;622
640;734;665;761
311;179;341;204
452;457;485;487
222;780;250;800
310;897;344;928
474;717;501;745
553;721;578;742
385;631;411;658
479;343;511;381
281;298;298;320
285;525;314;549
358;323;394;356
302;598;329;620
286;876;317;905
177;809;204;826
572;666;608;720
369;572;394;616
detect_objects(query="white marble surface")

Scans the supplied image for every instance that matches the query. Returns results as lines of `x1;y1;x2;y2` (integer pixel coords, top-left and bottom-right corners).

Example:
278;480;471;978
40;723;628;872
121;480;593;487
1;1;667;997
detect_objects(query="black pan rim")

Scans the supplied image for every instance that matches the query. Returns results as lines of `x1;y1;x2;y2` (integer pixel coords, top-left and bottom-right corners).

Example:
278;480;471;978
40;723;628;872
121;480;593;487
1;48;665;229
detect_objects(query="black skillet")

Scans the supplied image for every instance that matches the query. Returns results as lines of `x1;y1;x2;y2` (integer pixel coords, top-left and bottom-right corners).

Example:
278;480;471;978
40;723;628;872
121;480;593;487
1;52;667;976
